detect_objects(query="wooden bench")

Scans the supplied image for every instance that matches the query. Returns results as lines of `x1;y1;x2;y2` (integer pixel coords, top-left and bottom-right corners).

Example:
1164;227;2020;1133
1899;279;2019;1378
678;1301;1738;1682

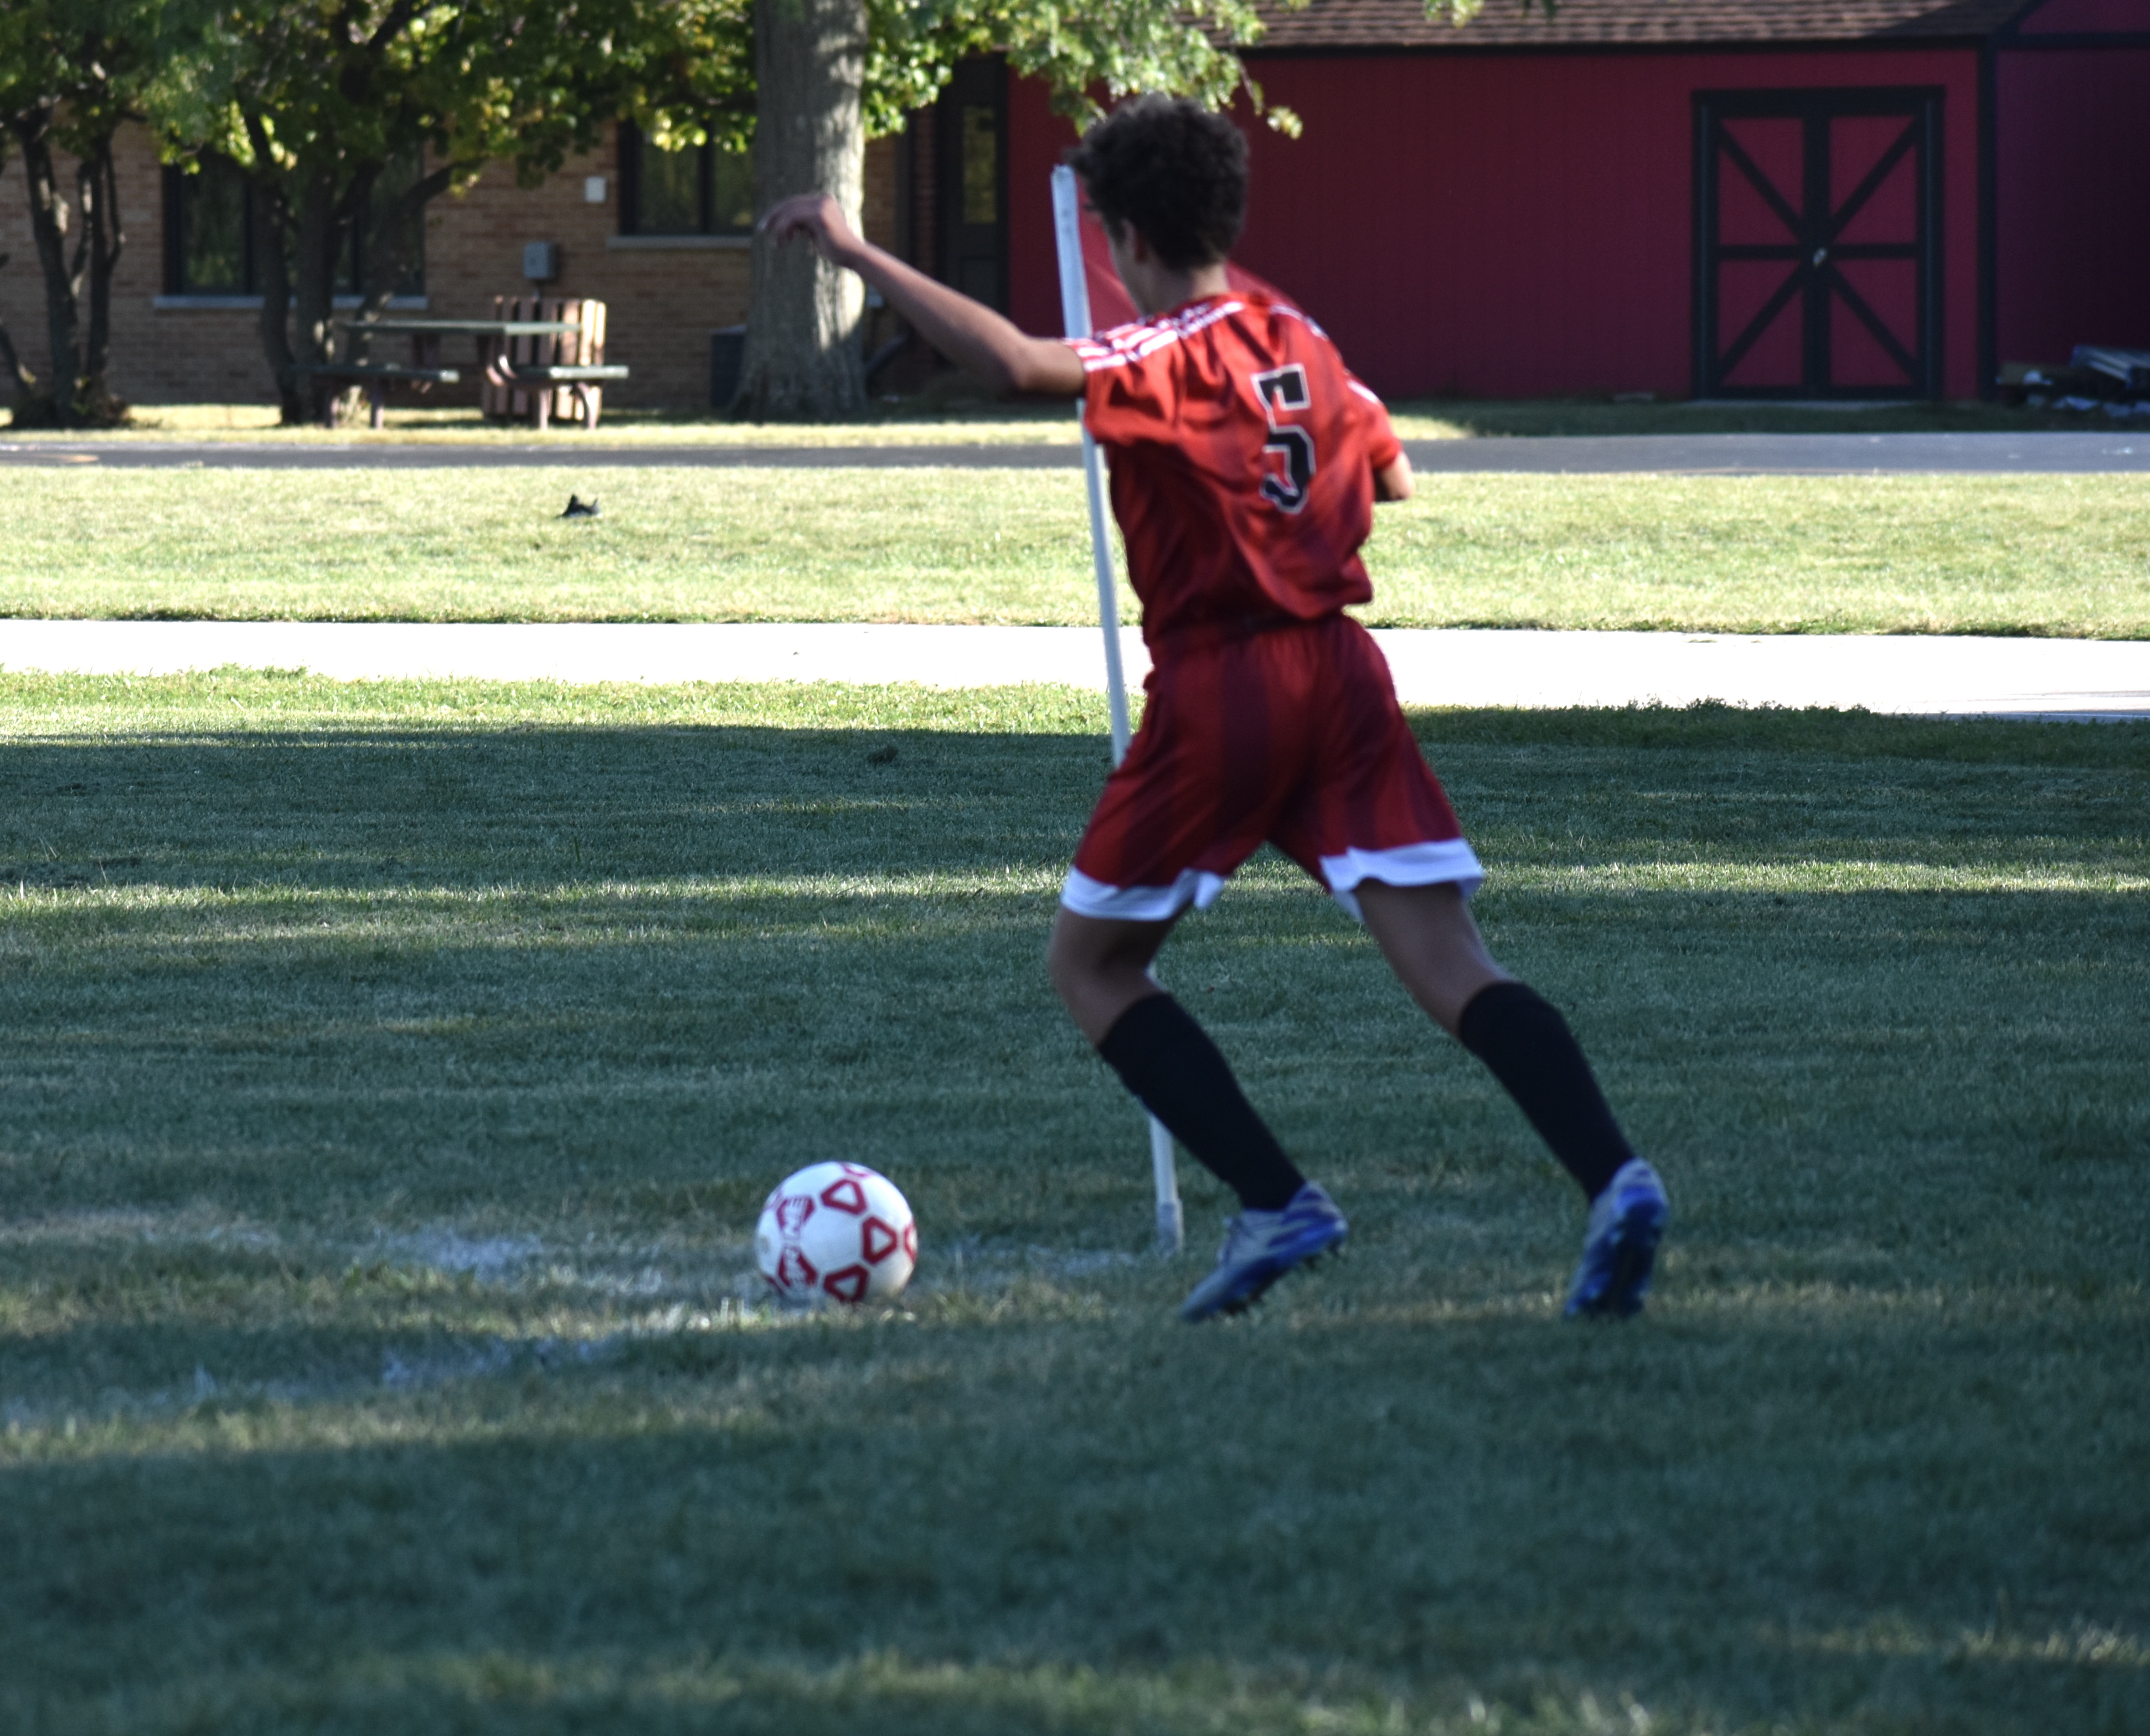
488;361;630;431
480;296;627;430
295;363;461;429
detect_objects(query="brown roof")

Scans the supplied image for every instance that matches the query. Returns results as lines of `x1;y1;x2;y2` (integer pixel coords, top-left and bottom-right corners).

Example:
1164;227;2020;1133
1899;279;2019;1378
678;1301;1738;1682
1246;0;2038;50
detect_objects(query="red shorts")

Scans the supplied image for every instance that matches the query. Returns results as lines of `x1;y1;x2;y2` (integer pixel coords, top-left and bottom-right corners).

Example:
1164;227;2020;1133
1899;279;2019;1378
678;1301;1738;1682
1064;613;1481;923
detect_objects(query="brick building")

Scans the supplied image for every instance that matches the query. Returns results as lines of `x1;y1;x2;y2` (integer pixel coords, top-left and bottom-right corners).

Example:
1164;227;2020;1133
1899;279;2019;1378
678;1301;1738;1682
0;117;912;412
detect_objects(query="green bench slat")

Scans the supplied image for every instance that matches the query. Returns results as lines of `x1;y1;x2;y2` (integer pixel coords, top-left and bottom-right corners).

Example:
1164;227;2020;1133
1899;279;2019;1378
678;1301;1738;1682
497;364;631;383
295;364;462;383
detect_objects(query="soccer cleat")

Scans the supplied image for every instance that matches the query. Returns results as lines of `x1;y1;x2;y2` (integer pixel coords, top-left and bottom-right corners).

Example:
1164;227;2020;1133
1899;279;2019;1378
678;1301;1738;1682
1564;1157;1670;1319
1179;1182;1348;1322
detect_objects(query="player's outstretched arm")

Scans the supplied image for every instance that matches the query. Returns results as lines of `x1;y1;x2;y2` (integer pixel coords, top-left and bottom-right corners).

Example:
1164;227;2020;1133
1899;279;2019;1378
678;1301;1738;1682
1375;452;1414;503
761;193;1085;398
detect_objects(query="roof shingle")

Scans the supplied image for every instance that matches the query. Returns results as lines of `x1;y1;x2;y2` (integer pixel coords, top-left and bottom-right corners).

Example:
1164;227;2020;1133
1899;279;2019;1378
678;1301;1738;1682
1246;0;2036;51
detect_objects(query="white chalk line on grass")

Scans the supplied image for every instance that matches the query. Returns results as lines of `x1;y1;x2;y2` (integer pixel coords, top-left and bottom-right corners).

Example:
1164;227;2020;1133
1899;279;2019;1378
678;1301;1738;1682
3;619;2148;716
0;1215;1153;1431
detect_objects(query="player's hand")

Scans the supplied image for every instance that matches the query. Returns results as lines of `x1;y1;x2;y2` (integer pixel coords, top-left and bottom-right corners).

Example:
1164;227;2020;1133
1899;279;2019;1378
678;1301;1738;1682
1375;452;1414;503
757;193;862;266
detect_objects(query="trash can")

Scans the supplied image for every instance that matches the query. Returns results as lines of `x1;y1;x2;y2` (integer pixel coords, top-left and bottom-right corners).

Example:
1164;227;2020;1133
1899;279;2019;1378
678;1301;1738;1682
710;326;746;410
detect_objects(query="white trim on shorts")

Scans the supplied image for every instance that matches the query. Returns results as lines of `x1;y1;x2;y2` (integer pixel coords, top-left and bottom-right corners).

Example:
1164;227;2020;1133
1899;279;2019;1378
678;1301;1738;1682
1060;866;1229;922
1319;839;1484;922
1061;839;1482;926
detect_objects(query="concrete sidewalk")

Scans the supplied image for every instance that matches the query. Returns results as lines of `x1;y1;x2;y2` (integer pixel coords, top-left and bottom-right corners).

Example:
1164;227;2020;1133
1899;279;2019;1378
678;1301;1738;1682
4;619;2146;719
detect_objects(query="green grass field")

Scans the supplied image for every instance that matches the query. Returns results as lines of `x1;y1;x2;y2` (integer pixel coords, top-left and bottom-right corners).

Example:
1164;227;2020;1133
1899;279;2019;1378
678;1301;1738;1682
4;673;2146;1735
6;469;2147;636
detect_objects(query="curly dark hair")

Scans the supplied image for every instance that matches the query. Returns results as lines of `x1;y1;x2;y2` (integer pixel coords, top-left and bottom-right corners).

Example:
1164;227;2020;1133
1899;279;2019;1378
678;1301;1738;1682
1065;95;1249;272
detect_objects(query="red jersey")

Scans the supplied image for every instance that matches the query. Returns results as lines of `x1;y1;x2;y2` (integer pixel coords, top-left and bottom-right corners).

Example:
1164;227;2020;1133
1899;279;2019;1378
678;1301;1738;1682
1069;293;1403;653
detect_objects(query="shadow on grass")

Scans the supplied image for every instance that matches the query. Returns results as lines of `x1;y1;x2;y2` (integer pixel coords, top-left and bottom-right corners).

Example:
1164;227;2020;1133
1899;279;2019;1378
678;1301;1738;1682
1;704;2144;1220
0;721;1099;894
3;704;2146;1735
1;706;2142;891
5;1286;2147;1734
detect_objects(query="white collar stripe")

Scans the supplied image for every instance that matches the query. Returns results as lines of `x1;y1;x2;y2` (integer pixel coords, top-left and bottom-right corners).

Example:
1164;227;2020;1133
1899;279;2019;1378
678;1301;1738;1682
1078;296;1319;378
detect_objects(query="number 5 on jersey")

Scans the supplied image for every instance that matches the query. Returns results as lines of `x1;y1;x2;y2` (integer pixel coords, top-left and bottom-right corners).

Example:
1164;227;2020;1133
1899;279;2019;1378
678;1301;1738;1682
1252;365;1315;514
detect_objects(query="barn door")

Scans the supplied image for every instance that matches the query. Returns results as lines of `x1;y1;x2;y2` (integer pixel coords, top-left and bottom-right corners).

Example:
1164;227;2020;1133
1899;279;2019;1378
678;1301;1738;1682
1694;88;1942;399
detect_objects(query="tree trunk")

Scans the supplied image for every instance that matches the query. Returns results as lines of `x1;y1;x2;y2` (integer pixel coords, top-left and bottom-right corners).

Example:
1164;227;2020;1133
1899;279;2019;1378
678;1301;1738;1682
287;168;346;426
0;141;22;402
238;111;306;426
0;250;34;407
734;0;867;421
11;108;85;427
74;136;127;422
250;185;302;424
7;107;127;427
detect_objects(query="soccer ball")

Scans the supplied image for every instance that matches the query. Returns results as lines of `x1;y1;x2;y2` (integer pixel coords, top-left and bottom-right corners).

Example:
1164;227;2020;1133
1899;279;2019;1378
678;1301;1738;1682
755;1161;918;1305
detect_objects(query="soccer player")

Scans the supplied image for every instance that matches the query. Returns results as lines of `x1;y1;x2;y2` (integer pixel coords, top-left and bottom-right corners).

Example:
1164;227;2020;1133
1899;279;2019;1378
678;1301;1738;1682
762;95;1669;1322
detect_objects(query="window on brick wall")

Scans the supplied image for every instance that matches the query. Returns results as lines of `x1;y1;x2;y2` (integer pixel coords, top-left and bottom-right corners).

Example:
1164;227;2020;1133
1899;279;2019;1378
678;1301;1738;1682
163;154;425;297
619;123;754;236
164;156;252;294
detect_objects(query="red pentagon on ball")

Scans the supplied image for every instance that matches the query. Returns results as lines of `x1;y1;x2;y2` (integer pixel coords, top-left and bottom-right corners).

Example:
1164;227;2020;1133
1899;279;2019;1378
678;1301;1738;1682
822;1264;870;1303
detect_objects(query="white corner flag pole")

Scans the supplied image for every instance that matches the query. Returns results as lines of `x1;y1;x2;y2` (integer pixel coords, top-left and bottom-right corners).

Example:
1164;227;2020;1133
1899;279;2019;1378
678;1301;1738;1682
1050;166;1133;761
1051;164;1184;1260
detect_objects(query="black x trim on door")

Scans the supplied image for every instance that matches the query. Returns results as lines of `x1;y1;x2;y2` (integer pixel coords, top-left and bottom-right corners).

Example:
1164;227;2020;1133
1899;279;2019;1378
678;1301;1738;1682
1693;87;1943;399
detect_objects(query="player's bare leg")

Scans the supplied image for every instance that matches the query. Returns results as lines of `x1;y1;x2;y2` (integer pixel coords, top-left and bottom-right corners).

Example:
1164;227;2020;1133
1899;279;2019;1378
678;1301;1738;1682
1356;877;1669;1317
1050;906;1347;1319
1353;879;1510;1035
1046;907;1177;1046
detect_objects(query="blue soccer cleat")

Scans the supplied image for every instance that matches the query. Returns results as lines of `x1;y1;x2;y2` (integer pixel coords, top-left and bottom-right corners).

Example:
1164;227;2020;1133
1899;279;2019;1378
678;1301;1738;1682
1179;1182;1348;1322
1564;1157;1670;1319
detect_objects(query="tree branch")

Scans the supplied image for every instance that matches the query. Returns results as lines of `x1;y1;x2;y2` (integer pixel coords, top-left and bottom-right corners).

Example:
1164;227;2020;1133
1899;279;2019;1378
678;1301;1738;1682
364;0;424;54
68;159;94;306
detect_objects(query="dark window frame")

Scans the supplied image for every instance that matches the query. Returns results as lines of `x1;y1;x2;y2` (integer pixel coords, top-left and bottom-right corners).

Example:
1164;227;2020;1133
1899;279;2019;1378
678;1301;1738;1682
163;155;258;296
934;56;1008;312
618;122;755;237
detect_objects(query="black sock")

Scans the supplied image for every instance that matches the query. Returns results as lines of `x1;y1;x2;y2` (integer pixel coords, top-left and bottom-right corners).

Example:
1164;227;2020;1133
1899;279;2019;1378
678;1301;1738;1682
1096;995;1307;1211
1456;981;1633;1200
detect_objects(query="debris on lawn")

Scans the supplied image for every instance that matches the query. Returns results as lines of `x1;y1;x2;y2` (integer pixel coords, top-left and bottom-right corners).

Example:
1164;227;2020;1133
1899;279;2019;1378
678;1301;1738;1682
2074;345;2150;394
1999;349;2150;417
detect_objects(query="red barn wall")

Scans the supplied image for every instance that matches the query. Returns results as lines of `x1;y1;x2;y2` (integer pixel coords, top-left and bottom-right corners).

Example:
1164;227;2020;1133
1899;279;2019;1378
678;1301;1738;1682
1996;44;2150;363
1007;49;1982;400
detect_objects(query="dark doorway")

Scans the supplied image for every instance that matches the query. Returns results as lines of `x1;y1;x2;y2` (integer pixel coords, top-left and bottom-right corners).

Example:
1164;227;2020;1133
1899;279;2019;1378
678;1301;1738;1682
1693;87;1942;399
936;57;1008;311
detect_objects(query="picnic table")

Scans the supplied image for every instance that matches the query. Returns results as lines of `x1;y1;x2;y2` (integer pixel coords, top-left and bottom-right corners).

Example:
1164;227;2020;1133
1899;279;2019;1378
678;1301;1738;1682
322;302;628;430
